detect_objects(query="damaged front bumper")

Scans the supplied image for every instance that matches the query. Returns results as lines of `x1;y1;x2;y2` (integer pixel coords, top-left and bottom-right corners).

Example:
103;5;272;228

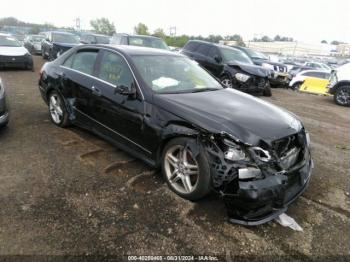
226;157;312;225
269;72;290;86
203;130;313;226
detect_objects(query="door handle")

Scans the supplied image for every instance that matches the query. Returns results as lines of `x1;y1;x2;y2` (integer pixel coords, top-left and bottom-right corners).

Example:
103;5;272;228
91;86;102;96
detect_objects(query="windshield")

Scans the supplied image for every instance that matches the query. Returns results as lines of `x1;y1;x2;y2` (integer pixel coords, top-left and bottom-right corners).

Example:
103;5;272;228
31;36;45;42
95;35;110;44
221;48;253;64
244;48;268;60
0;35;22;47
129;36;169;50
320;63;331;70
52;33;79;44
132;55;223;93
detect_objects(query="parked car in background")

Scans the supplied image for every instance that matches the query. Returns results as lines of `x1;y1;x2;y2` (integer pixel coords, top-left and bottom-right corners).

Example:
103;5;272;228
289;61;332;77
80;33;110;44
13;34;25;45
41;31;80;60
110;34;169;50
328;63;350;106
181;40;271;96
0;77;9;127
232;46;289;87
0;33;33;70
289;70;330;90
38;44;312;225
24;35;45;54
303;62;331;71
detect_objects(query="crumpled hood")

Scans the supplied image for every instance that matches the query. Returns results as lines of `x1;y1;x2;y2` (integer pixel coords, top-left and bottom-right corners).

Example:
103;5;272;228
226;61;270;77
0;46;29;56
154;88;302;145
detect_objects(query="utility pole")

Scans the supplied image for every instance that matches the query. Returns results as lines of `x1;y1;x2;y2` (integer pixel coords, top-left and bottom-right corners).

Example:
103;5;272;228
74;17;81;32
169;26;176;37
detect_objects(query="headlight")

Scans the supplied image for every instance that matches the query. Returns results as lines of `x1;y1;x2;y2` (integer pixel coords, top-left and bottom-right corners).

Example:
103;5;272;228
235;73;250;83
262;63;275;71
223;139;246;161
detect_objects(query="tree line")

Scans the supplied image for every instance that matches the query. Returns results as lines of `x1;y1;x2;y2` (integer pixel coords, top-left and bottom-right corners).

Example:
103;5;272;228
1;17;346;47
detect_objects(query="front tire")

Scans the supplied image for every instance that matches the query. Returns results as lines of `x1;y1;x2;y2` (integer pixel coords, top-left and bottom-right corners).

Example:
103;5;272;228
263;86;272;97
334;86;350;107
48;91;70;127
42;47;48;60
162;137;211;201
292;82;302;90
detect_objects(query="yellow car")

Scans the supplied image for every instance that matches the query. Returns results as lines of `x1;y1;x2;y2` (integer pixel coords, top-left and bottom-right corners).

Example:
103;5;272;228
299;77;331;96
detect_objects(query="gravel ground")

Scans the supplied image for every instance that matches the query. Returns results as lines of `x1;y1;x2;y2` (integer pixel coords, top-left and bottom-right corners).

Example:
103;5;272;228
0;56;349;261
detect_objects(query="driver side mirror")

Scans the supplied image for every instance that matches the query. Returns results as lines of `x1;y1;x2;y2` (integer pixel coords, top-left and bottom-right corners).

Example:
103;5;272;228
114;83;137;97
214;55;222;63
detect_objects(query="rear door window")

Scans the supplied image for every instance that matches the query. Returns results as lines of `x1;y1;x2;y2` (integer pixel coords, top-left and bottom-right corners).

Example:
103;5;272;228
196;44;211;56
183;42;198;52
207;46;220;59
70;50;98;75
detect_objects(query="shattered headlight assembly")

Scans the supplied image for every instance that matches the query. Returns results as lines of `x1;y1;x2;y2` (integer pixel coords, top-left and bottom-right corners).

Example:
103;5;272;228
223;139;246;161
235;73;250;83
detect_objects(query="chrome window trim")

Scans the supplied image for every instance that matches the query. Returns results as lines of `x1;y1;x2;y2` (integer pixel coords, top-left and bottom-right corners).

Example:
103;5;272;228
60;65;117;88
59;47;145;100
74;107;151;155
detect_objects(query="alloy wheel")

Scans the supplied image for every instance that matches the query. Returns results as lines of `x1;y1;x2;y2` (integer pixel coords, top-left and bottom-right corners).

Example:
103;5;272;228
49;94;64;124
336;89;350;105
164;145;199;194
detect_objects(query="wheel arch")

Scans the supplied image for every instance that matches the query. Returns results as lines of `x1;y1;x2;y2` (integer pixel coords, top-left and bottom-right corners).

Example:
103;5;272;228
331;81;350;94
155;124;200;167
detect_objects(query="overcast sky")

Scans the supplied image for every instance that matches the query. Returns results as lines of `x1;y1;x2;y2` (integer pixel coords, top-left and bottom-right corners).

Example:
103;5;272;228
1;0;349;43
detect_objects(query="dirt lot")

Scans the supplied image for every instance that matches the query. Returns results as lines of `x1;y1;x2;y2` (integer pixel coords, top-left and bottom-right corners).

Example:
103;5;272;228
0;56;349;260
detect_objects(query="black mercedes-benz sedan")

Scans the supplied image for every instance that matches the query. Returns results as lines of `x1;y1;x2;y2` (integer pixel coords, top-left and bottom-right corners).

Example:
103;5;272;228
0;77;9;127
38;45;313;225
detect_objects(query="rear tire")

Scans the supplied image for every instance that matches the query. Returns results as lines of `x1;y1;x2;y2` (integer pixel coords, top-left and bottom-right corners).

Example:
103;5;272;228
48;91;70;127
162;137;211;201
334;86;350;107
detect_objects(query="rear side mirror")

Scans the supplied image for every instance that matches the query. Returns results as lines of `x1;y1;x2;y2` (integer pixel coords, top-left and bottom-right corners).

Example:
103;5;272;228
214;55;222;63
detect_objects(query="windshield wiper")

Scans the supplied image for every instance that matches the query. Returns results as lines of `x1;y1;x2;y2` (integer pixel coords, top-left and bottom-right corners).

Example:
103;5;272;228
189;88;220;93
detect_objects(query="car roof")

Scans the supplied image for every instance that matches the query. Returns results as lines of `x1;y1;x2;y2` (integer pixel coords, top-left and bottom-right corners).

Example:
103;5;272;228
49;31;76;35
82;33;109;37
187;40;240;50
298;69;329;74
115;34;163;40
80;44;181;56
